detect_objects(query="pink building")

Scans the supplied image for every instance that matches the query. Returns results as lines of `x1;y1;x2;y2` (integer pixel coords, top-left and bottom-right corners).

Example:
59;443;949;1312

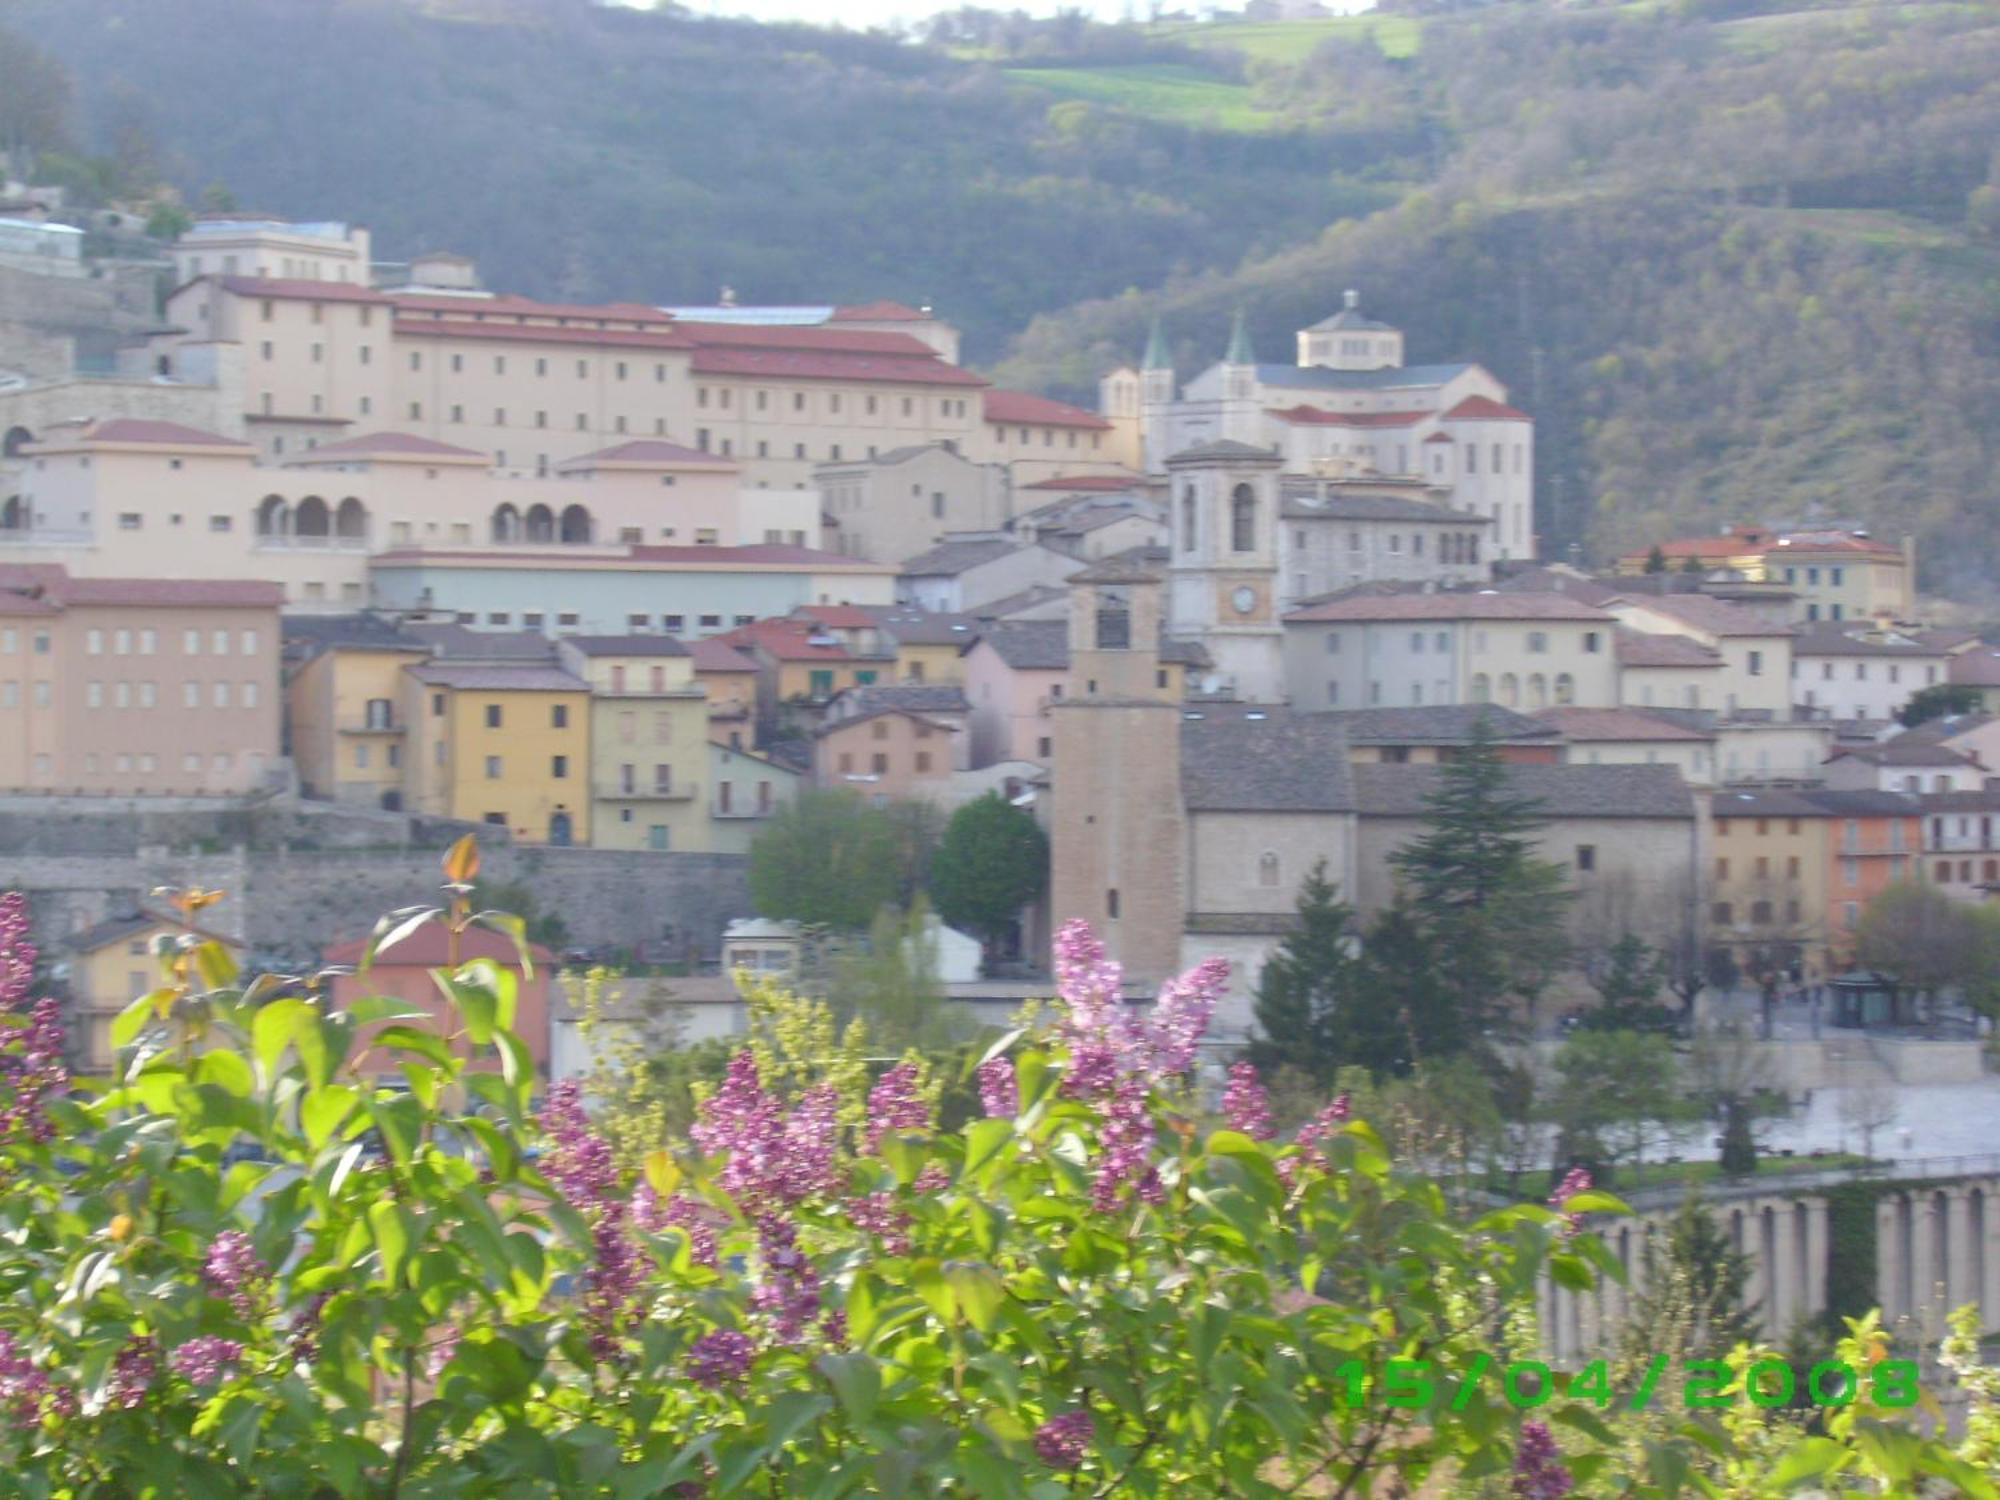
0;565;281;793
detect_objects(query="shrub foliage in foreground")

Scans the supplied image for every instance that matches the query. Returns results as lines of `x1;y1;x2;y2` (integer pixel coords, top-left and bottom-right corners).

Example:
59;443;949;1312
0;845;1993;1497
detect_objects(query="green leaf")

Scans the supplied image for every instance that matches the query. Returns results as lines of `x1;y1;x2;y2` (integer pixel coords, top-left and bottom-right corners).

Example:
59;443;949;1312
340;995;432;1026
302;1085;359;1150
367;1199;414;1288
963;1117;1014;1178
111;989;173;1049
371;1024;457;1071
442;958;517;1045
1558;1189;1631;1216
194;1048;255;1099
944;1262;1005;1332
362;906;442;973
847;1272;881;1346
468;911;533;975
976;1027;1023;1068
191;939;240;991
252;998;317;1078
911;1258;955;1323
818;1352;882;1423
296;1011;355;1090
368;1092;424;1167
1767;1437;1850;1486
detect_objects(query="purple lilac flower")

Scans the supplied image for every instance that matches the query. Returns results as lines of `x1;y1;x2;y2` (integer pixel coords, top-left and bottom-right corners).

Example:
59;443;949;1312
846;1192;912;1255
749;1218;822;1342
912;1161;950;1195
105;1336;157;1410
1221;1061;1274;1140
0;1329;55;1428
538;1082;644;1357
539;1081;619;1208
865;1062;931;1152
1549;1165;1593;1239
203;1229;268;1318
1281;1094;1354;1185
687;1329;755;1387
820;1306;848;1348
1033;1409;1093;1469
1143;958;1228;1077
976;1056;1017;1119
170;1337;243;1386
1511;1419;1573;1499
0;998;67;1146
1092;1073;1160;1212
426;1328;462;1380
0;892;37;1010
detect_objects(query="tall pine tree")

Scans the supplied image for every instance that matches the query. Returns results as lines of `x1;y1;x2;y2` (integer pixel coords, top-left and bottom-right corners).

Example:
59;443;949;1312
1389;717;1572;1035
1250;861;1362;1082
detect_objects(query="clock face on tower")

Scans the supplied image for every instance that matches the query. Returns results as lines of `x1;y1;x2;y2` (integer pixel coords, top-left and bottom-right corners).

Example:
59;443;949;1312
1231;585;1258;616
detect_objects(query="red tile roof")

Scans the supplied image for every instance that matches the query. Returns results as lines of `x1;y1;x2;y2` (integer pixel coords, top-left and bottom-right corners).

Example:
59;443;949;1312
1020;471;1147;491
42;417;250;449
1285;592;1613;623
1271;405;1430;428
674;322;948;356
830;301;930;322
212;274;392;305
1423;432;1453;444
322;923;553;968
982;390;1111;429
719;617;854;662
797;603;879;628
1441;395;1531;422
558;439;735;469
686;346;984;386
1949;648;2000;687
689;637;760;673
1766;531;1903;559
1614;627;1724;668
392;316;695;352
0;565;282;610
294;431;487;460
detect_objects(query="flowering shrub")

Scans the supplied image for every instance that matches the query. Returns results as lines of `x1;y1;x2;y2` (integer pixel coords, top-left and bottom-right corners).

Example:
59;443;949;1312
0;851;1993;1496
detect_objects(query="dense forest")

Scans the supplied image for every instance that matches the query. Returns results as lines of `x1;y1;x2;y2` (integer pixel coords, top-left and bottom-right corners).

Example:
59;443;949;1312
7;0;2000;595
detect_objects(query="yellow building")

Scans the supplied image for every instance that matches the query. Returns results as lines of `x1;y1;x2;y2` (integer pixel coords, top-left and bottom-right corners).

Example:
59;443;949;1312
284;615;430;808
556;637;711;852
61;910;246;1073
401;661;592;845
1613;524;1913;625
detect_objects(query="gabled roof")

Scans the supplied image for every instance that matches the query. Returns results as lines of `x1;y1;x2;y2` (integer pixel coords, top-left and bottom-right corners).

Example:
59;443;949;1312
1532;707;1714;743
796;604;880;629
30;417;251;451
855;606;982;646
0;566;281;610
406;663;586;692
283;612;430;659
213;274;391;306
400;623;557;663
1792;625;1948;658
1316;704;1556;745
688;345;985;386
1286;591;1611;624
1829;742;1976;769
291;431;486;462
556;439;735;470
689;637;760;673
1440;395;1531;423
1353;763;1696;819
64;909;242;955
392;317;695;352
981;390;1111;429
720;617;853;662
1609;594;1790;639
385;290;673;324
832;683;971;717
1182;706;1355;812
899;537;1020;577
560;635;691;657
816;705;963;738
1066;548;1165;585
1614;627;1724;668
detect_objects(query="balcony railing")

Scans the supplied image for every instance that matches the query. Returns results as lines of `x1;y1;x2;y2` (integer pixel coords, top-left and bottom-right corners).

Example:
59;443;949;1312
337;720;404;735
597;781;697;802
253;533;369;552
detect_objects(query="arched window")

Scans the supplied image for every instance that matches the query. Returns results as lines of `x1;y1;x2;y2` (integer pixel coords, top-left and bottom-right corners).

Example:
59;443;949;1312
0;495;22;531
1230;483;1256;553
255;495;289;537
525;504;555;543
1498;673;1519;707
1554;672;1575;705
1470;673;1490;703
491;503;520;543
559;504;593;545
294;496;330;537
1527;673;1548;709
2;427;32;459
1094;587;1130;651
334;497;367;540
1257;851;1280;888
1180;484;1197;553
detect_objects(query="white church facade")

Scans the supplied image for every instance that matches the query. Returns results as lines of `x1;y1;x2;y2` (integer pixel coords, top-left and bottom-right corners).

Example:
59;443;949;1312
1099;292;1536;565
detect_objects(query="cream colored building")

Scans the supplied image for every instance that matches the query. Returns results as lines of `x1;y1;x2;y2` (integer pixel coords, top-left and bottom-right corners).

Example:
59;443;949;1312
284;613;430;807
1613;523;1913;626
1533;706;1718;785
1604;594;1794;720
817;443;1011;565
1281;592;1620;713
0;566;281;795
555;636;710;853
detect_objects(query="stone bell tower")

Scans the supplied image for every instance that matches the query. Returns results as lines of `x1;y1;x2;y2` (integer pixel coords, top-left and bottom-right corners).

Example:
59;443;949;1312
1049;552;1185;985
1164;438;1286;704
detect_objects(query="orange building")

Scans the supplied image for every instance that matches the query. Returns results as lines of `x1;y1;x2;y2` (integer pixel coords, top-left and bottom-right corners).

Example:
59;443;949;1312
324;923;554;1083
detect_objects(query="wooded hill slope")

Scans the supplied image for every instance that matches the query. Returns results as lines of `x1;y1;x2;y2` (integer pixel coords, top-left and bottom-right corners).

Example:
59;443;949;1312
12;0;2000;594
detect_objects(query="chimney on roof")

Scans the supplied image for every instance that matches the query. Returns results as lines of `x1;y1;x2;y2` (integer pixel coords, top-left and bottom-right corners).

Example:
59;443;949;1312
719;285;736;308
1343;289;1358;310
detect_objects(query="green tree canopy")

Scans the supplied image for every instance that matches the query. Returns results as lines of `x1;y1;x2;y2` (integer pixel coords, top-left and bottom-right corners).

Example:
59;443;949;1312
926;793;1049;961
1896;681;1984;728
747;790;904;931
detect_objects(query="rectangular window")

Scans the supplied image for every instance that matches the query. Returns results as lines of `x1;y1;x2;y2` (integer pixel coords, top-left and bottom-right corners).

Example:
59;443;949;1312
552;704;569;728
552;755;568;778
485;755;503;779
485;704;502;728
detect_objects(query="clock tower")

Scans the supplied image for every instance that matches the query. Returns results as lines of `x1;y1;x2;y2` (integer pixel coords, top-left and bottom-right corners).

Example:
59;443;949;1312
1164;439;1286;704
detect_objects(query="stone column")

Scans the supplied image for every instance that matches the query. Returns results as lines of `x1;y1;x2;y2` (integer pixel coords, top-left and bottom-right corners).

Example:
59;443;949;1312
1805;1198;1829;1322
1772;1205;1800;1334
1910;1193;1940;1340
1945;1188;1976;1316
1876;1197;1904;1325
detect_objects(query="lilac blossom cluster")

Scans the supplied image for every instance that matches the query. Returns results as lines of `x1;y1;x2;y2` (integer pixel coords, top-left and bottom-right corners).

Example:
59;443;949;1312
844;1191;912;1256
1049;921;1230;1211
105;1337;157;1410
0;1329;58;1428
863;1061;931;1152
169;1337;243;1386
0;892;37;1010
975;1056;1017;1119
1280;1094;1353;1187
1510;1419;1573;1498
202;1230;269;1319
1549;1166;1592;1238
687;1329;755;1387
1033;1409;1093;1469
1220;1062;1274;1140
633;1182;721;1268
0;894;66;1148
538;1082;645;1357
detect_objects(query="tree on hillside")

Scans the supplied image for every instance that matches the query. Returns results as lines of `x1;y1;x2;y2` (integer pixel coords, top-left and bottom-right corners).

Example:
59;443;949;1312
1854;881;1978;1031
1390;720;1572;1033
747;790;904;932
927;792;1048;967
0;26;73;180
1896;682;1983;728
1643;543;1668;574
1547;1029;1687;1179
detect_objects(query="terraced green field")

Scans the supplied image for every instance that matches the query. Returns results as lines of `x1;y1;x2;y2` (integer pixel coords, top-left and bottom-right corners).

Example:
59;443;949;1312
1003;62;1277;132
1154;13;1423;62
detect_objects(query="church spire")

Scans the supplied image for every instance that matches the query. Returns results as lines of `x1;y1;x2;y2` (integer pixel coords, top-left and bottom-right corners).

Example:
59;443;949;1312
1225;306;1256;366
1142;317;1170;371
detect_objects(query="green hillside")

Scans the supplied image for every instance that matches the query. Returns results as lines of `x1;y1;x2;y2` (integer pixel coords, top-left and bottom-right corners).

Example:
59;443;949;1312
7;0;2000;595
